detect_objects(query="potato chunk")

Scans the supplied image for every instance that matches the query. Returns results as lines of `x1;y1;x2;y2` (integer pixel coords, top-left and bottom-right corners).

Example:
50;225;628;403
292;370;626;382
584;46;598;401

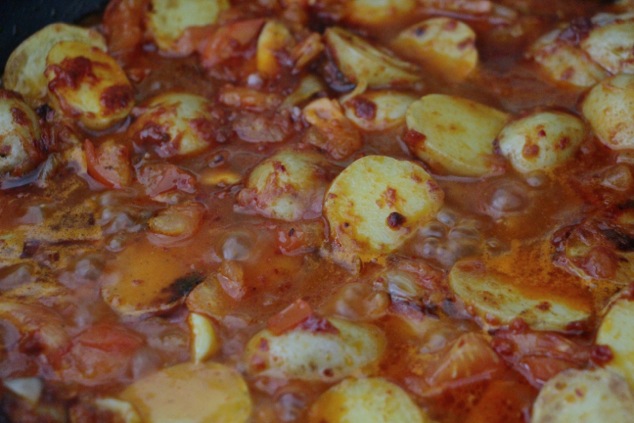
531;368;634;423
580;13;634;75
406;94;508;177
392;18;478;81
596;290;634;390
324;155;444;262
344;0;416;27
237;149;332;221
45;41;134;130
3;23;106;103
130;93;216;157
256;20;294;78
449;257;592;331
497;111;586;173
245;317;386;382
120;362;251;423
308;377;430;423
324;27;421;89
188;312;221;363
147;0;229;53
0;91;42;176
342;91;416;131
582;74;634;150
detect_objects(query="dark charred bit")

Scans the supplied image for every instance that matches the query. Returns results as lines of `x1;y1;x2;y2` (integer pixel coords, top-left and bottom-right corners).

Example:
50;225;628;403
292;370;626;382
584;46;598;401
35;104;55;122
350;97;377;120
20;240;41;259
617;200;634;210
387;212;406;229
558;17;594;45
590;344;614;365
10;107;29;127
160;272;206;303
599;226;634;252
100;85;134;113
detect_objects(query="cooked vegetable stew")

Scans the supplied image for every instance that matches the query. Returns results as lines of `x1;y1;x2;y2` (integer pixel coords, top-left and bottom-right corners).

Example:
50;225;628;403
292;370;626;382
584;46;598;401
1;0;634;422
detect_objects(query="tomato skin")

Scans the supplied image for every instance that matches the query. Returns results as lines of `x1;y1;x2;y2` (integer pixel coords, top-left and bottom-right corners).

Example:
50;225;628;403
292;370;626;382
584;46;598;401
197;19;265;68
103;0;148;57
136;162;197;197
84;139;133;188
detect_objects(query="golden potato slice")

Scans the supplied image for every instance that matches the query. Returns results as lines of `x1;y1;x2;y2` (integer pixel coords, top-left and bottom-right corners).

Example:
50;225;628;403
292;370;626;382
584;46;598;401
449;258;592;331
2;23;106;103
581;14;634;75
596;291;634;390
392;17;478;81
532;368;634;423
120;362;251;423
344;0;416;27
100;239;206;316
0;91;43;176
237;149;332;221
308;377;430;423
582;74;634;150
405;94;508;177
93;398;142;423
342;91;417;131
323;155;444;262
45;41;134;130
497;111;586;173
245;317;386;382
528;29;607;88
130;92;216;157
324;27;421;89
256;20;294;78
188;312;221;363
147;0;229;53
281;75;325;108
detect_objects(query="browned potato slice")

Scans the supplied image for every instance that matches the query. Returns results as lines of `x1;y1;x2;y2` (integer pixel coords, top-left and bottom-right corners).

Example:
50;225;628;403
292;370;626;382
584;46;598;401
3;23;106;103
245;317;386;382
0;91;42;176
324;27;421;89
45;41;134;130
342;91;417;131
188;312;221;363
256;20;294;78
324;155;444;262
120;362;251;423
130;93;216;157
532;368;634;423
308;377;430;423
344;0;416;27
392;17;478;81
237;149;332;221
100;239;205;316
580;13;634;75
147;0;229;54
497;111;586;173
582;74;634;150
406;94;508;177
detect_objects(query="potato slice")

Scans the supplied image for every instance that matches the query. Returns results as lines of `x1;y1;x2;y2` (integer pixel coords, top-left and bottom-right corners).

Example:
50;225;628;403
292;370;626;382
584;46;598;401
120;362;251;423
344;0;416;27
405;94;508;177
45;41;134;130
256;20;294;78
497;111;586;173
2;23;106;103
449;256;592;331
147;0;229;53
392;17;478;81
323;155;444;262
188;312;221;363
531;368;634;423
596;290;634;390
237;149;332;221
582;74;634;150
100;239;206;316
324;27;421;89
308;377;430;423
245;317;386;382
342;91;417;131
93;398;142;423
0;91;43;176
130;92;216;157
581;14;634;75
527;29;607;88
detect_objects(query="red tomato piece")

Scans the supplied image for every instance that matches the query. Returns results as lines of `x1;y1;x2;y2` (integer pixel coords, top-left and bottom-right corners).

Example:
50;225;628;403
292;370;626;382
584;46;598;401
84;139;133;188
267;299;313;335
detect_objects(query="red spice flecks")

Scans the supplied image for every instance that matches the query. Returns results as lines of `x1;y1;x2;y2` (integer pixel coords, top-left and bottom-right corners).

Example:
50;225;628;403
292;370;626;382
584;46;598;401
49;56;95;89
138;122;170;144
403;129;426;146
10;107;30;126
100;85;133;114
590;344;614;365
190;117;216;143
298;315;339;334
350;97;377;120
522;143;540;158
